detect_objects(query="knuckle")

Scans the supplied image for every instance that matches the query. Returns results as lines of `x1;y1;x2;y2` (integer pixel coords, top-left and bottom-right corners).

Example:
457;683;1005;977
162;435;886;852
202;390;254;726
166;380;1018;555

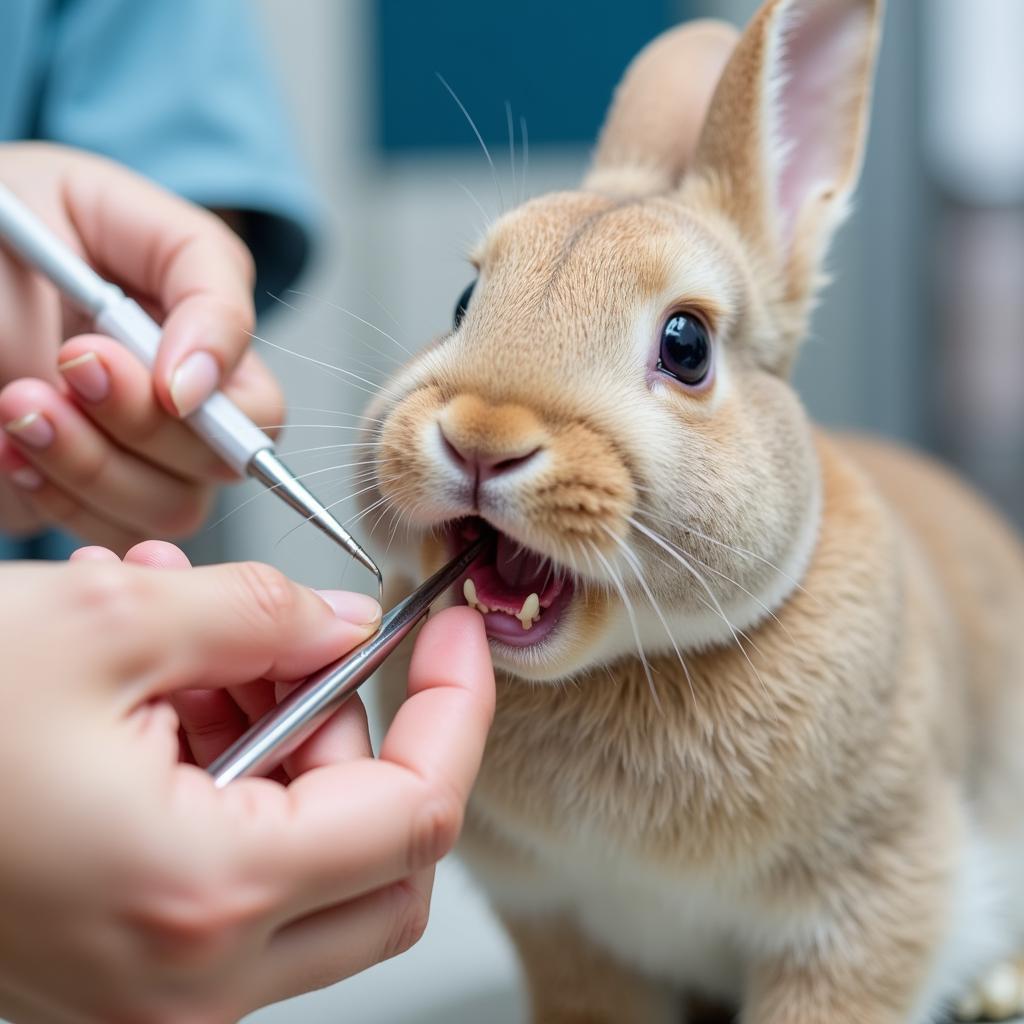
408;785;464;870
128;877;255;962
236;561;298;628
67;563;141;631
382;882;431;961
131;407;173;449
68;444;109;492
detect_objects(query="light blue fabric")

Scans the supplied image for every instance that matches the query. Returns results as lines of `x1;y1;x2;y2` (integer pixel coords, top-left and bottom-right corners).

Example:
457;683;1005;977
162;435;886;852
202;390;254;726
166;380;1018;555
0;0;319;305
0;0;320;563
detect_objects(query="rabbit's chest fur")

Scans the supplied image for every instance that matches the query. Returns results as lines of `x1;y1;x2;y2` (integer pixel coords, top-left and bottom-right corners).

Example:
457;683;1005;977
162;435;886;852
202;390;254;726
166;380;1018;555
455;437;1024;1008
465;788;1013;1012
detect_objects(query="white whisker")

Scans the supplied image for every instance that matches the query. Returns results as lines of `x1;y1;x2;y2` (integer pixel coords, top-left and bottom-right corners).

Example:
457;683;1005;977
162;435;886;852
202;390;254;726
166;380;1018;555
519;116;529;203
629;516;796;644
264;424;368;435
265;290;302;315
628;517;777;721
280;405;385;423
277;441;377;457
287;288;413;356
359;285;406;334
436;73;505;212
248;331;404;403
505;100;517;202
206;454;395;534
450;178;493;235
603;526;698;711
589;542;663;714
634;508;813;601
271;479;389;550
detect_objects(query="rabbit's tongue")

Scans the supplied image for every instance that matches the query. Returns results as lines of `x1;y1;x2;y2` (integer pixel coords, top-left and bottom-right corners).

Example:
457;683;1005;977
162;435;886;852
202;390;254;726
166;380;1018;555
471;538;564;613
453;524;575;646
494;532;549;591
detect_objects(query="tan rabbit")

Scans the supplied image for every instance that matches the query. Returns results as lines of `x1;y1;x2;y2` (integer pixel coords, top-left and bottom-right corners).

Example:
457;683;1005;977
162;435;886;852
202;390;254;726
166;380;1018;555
361;0;1024;1020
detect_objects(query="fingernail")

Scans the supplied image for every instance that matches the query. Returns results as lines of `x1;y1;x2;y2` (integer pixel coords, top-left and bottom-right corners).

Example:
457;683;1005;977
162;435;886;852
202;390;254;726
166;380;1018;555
5;412;54;449
9;466;43;490
170;350;220;417
316;590;382;628
59;352;110;403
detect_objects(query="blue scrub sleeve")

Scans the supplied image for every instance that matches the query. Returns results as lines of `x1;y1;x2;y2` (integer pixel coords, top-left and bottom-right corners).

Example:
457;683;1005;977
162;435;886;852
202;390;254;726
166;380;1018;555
33;0;321;310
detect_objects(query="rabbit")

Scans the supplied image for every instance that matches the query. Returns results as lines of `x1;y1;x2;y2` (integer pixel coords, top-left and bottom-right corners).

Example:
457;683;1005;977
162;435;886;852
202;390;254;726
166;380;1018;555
360;0;1024;1020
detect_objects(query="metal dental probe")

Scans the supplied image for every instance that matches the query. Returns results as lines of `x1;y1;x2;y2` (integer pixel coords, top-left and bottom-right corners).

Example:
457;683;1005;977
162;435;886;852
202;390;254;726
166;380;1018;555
0;184;383;598
207;536;486;787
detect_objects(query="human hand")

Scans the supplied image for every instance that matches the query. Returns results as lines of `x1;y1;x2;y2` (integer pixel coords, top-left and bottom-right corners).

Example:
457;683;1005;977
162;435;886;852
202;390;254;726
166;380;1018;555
0;141;284;549
0;545;494;1024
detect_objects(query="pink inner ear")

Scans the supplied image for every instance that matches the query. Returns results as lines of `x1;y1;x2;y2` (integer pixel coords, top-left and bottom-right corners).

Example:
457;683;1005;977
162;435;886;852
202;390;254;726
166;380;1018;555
775;0;872;244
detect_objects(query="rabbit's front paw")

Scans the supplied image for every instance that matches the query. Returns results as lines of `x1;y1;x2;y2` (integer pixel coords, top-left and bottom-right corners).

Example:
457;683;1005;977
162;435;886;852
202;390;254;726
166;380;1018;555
954;958;1024;1021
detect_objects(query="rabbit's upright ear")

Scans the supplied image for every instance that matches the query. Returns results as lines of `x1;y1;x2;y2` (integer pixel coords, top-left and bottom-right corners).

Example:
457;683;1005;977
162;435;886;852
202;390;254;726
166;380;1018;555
584;21;739;197
693;0;882;324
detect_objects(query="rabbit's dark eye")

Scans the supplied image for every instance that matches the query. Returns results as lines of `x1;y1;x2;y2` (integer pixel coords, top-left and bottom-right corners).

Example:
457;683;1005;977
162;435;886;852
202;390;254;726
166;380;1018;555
453;280;476;329
658;313;711;386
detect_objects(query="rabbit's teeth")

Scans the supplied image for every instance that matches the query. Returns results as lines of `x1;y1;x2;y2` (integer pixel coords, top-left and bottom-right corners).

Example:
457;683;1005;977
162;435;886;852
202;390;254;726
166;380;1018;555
462;577;544;631
517;593;540;631
463;578;490;614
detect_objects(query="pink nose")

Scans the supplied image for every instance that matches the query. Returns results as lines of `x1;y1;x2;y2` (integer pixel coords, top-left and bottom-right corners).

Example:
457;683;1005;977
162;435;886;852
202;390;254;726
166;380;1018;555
439;426;541;484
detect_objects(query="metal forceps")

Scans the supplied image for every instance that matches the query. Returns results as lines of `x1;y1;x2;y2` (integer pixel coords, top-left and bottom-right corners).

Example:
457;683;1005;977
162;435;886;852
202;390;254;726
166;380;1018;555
207;537;486;787
0;183;383;597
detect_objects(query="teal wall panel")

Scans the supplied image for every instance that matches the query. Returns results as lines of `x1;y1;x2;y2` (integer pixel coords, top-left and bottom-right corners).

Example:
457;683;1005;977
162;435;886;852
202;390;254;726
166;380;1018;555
372;0;687;154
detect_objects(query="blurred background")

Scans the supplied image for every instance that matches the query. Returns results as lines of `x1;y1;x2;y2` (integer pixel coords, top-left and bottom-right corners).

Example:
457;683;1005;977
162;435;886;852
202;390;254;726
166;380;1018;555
221;1;1024;1021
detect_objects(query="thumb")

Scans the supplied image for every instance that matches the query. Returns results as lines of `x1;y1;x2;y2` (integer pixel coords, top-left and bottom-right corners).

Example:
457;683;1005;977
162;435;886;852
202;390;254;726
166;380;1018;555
94;562;382;702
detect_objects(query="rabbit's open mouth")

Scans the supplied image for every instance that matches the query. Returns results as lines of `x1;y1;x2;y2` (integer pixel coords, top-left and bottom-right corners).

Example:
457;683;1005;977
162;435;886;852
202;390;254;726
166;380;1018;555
445;518;576;647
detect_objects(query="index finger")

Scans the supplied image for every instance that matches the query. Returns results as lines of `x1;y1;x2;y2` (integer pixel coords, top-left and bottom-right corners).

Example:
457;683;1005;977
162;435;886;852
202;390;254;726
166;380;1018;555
64;157;256;417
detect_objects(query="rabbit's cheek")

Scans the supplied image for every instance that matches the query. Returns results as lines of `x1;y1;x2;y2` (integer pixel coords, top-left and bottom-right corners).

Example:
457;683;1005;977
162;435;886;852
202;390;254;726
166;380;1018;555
373;388;474;524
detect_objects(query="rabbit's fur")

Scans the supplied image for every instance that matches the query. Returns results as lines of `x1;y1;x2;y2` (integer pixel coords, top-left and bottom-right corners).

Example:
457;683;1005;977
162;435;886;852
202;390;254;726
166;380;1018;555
362;0;1024;1019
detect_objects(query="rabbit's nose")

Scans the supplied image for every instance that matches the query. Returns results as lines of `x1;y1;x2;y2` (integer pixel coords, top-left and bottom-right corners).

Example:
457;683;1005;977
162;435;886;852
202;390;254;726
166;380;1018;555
436;395;547;485
439;425;542;484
